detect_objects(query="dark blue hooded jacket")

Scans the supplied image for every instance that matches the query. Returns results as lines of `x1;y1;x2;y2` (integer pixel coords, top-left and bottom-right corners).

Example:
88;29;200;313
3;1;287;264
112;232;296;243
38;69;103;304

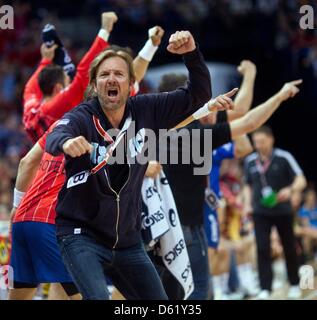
46;47;211;249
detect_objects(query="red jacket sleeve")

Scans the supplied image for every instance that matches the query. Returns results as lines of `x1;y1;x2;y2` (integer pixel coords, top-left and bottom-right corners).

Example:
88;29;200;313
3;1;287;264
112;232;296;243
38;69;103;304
40;36;109;120
23;58;52;114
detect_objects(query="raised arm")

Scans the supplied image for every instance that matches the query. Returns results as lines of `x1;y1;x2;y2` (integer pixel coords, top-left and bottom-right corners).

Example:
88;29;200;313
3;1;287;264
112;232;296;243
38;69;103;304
23;44;57;111
41;12;116;120
227;60;257;121
140;30;212;130
230;61;256;158
167;31;211;109
234;135;253;158
133;26;164;83
230;80;302;139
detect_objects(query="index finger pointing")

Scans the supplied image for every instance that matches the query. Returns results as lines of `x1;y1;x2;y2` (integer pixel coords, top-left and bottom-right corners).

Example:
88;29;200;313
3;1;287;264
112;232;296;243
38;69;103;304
289;79;303;86
224;88;239;98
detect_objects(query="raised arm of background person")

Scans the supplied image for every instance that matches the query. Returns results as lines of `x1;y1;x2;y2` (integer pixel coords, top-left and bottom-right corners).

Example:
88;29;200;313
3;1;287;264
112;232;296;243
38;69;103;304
234;134;253;158
23;44;57;112
15;142;44;192
230;61;256;157
229;80;302;139
40;13;116;120
227;60;257;121
133;26;164;83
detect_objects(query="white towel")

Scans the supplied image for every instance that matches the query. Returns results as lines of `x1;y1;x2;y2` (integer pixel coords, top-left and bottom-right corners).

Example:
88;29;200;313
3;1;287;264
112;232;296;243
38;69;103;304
141;170;194;299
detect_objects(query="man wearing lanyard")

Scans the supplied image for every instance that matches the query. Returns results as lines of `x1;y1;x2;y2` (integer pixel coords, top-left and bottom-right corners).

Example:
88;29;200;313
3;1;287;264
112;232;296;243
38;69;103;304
244;126;307;299
44;30;235;300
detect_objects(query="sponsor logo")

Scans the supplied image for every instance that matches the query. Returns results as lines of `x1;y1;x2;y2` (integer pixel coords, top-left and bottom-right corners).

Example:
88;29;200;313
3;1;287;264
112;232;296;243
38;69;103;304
67;170;89;188
169;209;177;227
164;239;186;265
141;209;165;229
181;262;191;282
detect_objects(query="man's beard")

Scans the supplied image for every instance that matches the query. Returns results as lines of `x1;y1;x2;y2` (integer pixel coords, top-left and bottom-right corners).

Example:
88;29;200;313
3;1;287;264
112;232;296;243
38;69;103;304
98;89;130;112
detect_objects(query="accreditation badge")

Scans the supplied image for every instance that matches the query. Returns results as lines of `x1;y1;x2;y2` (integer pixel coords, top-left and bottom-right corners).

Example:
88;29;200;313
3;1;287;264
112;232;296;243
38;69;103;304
260;186;278;208
205;188;220;211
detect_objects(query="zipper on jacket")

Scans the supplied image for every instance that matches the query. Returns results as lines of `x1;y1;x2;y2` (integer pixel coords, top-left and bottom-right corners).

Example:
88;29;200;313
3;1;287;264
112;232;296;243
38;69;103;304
104;164;131;249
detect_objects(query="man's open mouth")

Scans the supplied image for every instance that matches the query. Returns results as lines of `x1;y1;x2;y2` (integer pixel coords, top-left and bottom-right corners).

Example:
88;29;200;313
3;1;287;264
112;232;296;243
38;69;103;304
107;88;119;97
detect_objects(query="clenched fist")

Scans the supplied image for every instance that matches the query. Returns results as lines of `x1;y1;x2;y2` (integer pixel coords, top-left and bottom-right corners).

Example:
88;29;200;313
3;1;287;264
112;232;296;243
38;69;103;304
237;60;257;78
145;161;162;179
62;136;93;158
101;12;118;33
149;26;165;47
41;43;58;61
167;30;196;55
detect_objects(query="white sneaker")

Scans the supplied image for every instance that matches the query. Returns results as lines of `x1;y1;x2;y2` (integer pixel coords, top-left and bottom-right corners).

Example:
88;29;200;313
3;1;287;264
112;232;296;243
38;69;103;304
214;289;230;300
255;290;271;300
227;291;245;300
287;286;302;299
244;285;260;297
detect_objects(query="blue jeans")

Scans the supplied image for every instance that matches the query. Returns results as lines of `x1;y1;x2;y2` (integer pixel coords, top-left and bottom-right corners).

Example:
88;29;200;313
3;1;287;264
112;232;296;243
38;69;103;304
182;225;209;300
57;234;168;300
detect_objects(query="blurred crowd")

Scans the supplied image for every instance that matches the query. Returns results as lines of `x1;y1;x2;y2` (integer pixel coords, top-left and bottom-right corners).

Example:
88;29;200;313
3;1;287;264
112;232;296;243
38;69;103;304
0;0;316;215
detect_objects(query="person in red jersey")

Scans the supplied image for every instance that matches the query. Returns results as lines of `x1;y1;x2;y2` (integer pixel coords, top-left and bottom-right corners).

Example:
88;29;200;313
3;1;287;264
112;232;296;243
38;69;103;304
22;12;116;143
8;127;81;300
23;13;164;144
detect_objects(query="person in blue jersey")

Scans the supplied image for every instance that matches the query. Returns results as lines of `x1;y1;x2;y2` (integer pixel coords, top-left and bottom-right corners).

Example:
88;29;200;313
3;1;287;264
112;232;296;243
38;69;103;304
299;188;317;229
204;142;247;249
297;188;317;260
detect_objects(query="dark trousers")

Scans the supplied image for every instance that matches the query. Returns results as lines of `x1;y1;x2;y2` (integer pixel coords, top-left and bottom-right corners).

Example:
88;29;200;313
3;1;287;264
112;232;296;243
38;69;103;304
57;234;168;300
183;225;209;300
253;213;299;291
